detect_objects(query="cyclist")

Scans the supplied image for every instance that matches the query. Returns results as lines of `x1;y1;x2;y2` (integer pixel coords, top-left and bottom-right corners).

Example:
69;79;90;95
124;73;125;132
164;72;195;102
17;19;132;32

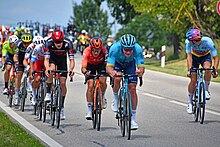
29;36;45;105
106;34;145;130
44;30;75;120
14;33;32;105
81;38;108;120
1;35;19;95
185;28;219;114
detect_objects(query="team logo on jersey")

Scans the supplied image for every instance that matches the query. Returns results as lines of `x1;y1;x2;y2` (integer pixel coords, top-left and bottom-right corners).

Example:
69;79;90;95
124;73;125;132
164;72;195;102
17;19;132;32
217;1;220;15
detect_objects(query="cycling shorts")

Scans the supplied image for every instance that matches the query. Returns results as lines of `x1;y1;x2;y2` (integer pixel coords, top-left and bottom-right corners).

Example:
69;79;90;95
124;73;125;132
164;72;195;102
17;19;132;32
191;53;212;72
86;63;106;80
5;53;14;65
114;59;137;84
49;55;67;78
33;60;45;77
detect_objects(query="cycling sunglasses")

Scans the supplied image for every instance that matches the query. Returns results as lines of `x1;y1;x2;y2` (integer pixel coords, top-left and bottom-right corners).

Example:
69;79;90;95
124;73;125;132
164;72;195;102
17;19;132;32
122;47;134;52
92;48;101;53
190;39;201;44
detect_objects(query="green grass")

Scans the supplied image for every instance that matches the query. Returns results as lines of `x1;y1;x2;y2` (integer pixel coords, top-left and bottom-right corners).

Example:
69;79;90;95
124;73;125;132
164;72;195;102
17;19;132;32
0;111;44;147
145;58;220;83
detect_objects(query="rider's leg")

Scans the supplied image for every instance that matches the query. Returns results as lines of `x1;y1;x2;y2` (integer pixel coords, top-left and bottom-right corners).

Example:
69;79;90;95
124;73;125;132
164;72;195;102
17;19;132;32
203;61;212;91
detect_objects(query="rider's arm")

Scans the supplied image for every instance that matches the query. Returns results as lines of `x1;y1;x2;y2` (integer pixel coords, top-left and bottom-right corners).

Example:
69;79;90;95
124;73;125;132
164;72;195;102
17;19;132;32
213;55;219;71
81;48;89;74
13;54;18;63
186;53;193;71
135;44;145;76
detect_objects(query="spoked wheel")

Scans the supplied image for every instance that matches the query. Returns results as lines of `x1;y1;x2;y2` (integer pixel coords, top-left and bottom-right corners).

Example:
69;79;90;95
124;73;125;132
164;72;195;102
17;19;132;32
92;92;98;129
56;87;62;129
51;90;57;126
20;77;27;112
198;82;206;124
125;92;131;140
8;92;13;107
97;89;102;131
119;90;125;137
43;101;47;123
193;92;198;122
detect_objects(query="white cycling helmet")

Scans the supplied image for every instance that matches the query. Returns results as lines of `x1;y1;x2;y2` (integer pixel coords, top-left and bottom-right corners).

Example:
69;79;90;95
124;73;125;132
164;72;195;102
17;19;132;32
81;29;86;34
9;35;19;44
33;35;45;45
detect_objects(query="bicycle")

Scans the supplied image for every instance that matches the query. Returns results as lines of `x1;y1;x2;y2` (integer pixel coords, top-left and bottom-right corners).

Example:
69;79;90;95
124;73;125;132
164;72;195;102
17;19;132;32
32;70;47;121
48;70;72;128
115;74;143;140
84;73;109;131
20;69;28;112
7;64;16;107
191;67;215;124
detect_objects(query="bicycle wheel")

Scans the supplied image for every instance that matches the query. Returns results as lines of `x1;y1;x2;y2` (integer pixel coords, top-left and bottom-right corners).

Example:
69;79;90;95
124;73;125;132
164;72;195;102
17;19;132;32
56;86;62;129
119;89;125;137
193;90;198;122
8;85;14;107
199;82;206;124
38;84;44;121
97;88;102;131
8;90;13;107
20;77;27;112
92;91;98;129
51;89;57;126
125;92;131;140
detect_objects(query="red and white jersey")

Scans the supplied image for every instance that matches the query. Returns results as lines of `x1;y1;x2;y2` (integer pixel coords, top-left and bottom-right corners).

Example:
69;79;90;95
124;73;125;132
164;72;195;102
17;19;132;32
31;44;45;62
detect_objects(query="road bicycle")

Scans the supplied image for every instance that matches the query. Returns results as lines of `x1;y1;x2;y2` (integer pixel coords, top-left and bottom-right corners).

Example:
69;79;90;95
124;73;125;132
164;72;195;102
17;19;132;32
191;67;215;124
115;74;143;140
20;69;28;112
8;64;16;107
48;70;72;128
32;70;47;121
84;73;109;131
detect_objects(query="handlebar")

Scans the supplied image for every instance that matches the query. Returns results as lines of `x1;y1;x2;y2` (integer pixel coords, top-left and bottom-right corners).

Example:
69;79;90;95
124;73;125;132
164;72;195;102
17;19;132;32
190;67;216;76
115;74;143;87
84;73;109;84
48;70;73;82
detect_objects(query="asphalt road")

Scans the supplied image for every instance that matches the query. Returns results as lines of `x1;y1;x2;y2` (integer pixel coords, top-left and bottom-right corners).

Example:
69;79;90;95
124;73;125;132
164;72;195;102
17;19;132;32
0;52;220;147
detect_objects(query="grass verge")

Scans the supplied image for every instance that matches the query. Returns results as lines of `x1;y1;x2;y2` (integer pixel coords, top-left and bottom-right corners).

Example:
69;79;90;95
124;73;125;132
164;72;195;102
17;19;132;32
0;111;44;147
145;58;220;83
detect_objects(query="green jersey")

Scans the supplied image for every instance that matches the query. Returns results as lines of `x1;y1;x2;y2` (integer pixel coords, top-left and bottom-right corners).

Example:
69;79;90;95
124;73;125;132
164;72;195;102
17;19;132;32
2;40;19;56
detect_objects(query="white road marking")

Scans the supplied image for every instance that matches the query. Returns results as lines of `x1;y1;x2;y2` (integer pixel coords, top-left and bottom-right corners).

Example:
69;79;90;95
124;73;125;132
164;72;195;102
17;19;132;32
0;100;63;147
170;100;220;116
142;92;165;99
143;92;220;117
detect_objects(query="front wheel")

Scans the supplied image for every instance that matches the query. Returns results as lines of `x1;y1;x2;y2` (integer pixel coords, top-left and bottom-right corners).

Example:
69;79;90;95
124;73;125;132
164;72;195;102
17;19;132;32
97;88;102;131
119;89;125;137
56;86;62;129
198;82;206;124
125;92;131;140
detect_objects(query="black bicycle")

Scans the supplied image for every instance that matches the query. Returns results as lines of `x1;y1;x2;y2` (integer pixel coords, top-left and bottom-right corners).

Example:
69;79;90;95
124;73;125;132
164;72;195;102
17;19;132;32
49;70;72;128
32;70;47;121
20;69;28;112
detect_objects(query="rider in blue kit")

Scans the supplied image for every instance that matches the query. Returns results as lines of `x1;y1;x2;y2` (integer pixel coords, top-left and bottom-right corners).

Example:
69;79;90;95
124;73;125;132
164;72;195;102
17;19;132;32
106;34;145;130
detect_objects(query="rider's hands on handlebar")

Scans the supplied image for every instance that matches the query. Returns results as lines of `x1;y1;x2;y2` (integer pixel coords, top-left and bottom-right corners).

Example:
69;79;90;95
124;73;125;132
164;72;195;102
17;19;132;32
84;70;91;76
212;66;218;78
136;69;144;77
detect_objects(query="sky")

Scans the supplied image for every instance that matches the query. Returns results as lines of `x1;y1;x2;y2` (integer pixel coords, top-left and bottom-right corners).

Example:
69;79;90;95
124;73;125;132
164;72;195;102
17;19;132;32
0;0;121;36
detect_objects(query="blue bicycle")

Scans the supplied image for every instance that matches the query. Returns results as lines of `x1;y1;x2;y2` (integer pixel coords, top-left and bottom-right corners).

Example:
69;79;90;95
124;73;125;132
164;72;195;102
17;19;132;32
191;67;215;124
115;74;143;140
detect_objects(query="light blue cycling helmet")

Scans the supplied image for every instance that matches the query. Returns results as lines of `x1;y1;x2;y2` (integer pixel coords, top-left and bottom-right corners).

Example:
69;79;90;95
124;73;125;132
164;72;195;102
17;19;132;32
120;34;136;48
